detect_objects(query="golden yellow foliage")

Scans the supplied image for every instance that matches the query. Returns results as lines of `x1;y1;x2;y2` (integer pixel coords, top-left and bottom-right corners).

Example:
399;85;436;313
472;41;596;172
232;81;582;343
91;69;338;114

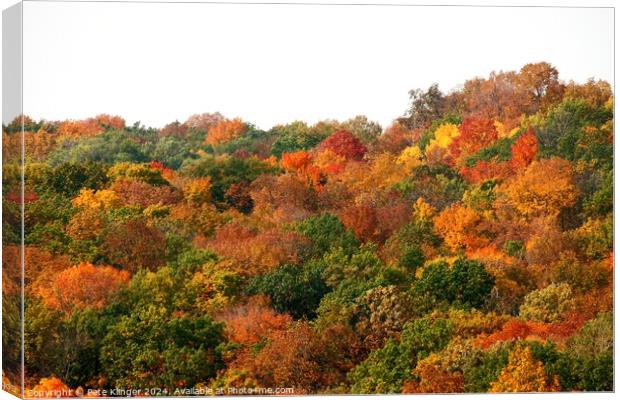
339;153;407;199
72;188;120;210
403;353;465;393
425;123;459;163
412;197;436;222
313;148;347;171
66;208;105;240
490;346;560;393
397;145;423;170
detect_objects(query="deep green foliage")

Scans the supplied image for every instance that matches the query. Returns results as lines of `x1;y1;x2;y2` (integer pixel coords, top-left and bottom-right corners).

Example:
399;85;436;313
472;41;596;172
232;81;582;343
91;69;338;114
398;165;468;210
411;259;494;310
246;263;329;319
583;169;613;217
150;136;195;169
100;305;224;390
213;128;276;158
293;213;359;258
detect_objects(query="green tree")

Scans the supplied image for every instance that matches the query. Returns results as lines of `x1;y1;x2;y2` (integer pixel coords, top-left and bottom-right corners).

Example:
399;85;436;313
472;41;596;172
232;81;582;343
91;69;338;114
411;259;494;310
48;130;148;165
293;213;358;258
101;305;224;390
246;263;329;319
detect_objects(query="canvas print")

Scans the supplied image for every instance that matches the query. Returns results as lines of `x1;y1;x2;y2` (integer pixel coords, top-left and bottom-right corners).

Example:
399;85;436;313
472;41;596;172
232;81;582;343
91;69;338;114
1;1;615;398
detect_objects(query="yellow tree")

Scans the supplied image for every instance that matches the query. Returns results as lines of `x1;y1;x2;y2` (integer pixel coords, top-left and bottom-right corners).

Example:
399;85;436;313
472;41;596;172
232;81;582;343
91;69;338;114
72;188;120;210
412;197;436;222
397;145;424;170
424;123;459;164
490;345;560;392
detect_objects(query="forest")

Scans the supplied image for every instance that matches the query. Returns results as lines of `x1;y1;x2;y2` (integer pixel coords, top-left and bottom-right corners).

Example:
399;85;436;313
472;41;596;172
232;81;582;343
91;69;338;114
1;61;614;396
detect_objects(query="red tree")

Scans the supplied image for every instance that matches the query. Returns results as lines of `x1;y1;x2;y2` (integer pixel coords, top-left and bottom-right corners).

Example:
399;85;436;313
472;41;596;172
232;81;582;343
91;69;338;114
319;130;367;161
449;117;498;165
511;127;538;169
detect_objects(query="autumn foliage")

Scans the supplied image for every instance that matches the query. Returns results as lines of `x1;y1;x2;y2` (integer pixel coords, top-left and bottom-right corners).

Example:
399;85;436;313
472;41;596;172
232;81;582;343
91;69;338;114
511;127;538;169
27;376;73;398
319;129;367;161
449;117;498;165
219;296;292;345
37;263;130;314
205;118;248;145
6;62;613;395
490;346;560;392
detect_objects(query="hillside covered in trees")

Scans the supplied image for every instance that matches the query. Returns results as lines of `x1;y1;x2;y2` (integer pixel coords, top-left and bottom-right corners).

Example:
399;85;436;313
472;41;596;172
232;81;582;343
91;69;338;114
2;62;614;396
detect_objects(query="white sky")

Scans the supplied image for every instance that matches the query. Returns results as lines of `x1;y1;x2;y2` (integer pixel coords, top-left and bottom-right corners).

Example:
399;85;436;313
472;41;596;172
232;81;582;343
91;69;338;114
21;0;614;130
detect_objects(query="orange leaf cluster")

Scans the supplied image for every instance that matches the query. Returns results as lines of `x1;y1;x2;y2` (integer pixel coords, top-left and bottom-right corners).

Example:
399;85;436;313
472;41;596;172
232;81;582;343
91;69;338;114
246;322;321;393
341;202;409;244
27;377;73;398
149;161;176;180
24;246;72;295
499;158;578;218
111;179;182;208
219;296;292;345
434;203;489;252
94;114;125;130
37;263;130;314
281;151;313;172
206;224;309;275
205;118;248;145
476;314;589;349
403;358;465;394
280;151;325;189
57;114;125;139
